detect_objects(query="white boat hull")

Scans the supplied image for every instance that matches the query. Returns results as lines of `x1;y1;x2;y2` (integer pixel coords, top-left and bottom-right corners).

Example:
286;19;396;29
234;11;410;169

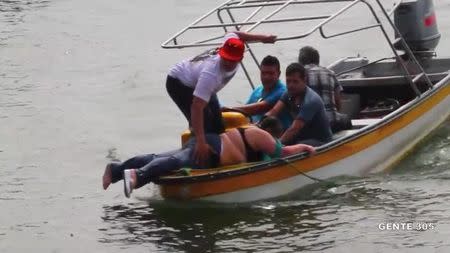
199;82;450;203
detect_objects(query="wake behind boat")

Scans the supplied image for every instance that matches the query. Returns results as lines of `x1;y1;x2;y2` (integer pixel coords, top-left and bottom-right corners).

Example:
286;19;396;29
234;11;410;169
155;0;450;203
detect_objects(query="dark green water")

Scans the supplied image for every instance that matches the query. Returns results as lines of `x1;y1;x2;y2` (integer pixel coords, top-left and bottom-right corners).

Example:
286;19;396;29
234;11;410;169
1;0;449;252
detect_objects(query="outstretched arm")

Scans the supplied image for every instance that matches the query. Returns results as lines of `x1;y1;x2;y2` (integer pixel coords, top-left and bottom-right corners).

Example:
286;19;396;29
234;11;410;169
281;144;315;157
233;31;277;43
265;100;284;118
249;128;315;159
233;101;273;115
280;119;304;145
191;97;212;167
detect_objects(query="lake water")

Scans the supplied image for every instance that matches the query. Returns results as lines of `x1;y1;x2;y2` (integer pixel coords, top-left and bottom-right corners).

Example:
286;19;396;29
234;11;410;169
1;0;449;252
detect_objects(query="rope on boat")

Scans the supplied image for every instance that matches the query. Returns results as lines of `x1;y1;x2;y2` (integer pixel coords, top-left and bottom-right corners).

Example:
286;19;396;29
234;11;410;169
277;158;339;188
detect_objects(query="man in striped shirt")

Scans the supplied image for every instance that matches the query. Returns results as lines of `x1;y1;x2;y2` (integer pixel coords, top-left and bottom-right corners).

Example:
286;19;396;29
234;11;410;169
298;46;352;132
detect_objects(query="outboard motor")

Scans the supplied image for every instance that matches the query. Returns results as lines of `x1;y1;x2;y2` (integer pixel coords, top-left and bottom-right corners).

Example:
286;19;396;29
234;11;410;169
394;0;440;55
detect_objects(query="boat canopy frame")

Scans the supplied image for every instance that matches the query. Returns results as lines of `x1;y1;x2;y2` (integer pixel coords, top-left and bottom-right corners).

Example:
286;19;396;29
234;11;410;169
161;0;433;96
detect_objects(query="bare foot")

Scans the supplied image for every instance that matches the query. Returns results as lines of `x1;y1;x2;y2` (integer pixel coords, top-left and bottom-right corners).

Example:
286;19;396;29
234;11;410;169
130;169;137;189
102;164;112;190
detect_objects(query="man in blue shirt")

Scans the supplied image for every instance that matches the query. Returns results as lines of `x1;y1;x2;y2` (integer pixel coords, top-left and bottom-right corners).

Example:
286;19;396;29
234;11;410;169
231;55;290;129
265;63;332;146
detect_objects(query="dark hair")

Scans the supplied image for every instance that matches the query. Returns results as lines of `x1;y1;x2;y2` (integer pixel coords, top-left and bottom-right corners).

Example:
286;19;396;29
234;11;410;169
261;55;280;72
298;46;320;65
259;116;283;137
285;62;306;80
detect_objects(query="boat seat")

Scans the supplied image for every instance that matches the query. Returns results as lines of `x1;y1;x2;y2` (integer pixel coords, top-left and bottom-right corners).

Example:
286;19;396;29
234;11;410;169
332;129;360;140
351;118;382;128
181;112;250;145
332;118;382;140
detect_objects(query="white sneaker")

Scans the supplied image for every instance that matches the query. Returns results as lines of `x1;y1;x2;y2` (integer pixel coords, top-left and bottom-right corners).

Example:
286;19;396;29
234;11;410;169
123;170;133;198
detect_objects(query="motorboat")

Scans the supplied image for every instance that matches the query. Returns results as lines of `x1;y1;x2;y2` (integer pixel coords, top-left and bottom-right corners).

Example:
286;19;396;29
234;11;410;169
155;0;450;203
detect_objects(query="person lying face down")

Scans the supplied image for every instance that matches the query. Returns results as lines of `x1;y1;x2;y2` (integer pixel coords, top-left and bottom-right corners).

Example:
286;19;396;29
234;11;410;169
102;117;315;198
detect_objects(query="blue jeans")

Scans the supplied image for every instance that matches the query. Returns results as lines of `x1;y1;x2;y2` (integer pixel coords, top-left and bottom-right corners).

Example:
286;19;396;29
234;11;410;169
108;134;221;188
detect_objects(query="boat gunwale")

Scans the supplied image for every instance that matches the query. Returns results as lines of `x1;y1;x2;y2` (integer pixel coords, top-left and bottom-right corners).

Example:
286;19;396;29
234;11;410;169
154;71;450;185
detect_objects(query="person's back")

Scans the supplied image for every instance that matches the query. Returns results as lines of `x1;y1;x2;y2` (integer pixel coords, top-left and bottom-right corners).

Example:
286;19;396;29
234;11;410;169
169;52;224;90
169;48;238;93
220;126;314;166
220;127;268;165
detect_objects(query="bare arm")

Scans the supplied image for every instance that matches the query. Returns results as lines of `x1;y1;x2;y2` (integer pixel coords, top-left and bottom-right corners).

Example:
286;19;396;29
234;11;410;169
248;128;315;157
233;31;277;43
191;97;207;143
233;101;272;116
281;144;315;157
280;119;304;145
265;100;285;118
191;96;212;166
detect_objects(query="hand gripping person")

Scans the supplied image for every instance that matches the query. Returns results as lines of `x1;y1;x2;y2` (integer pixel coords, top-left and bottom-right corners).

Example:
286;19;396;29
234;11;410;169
166;31;276;168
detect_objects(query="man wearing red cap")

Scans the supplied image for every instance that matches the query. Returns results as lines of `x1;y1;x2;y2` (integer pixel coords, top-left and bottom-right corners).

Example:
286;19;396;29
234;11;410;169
166;31;276;166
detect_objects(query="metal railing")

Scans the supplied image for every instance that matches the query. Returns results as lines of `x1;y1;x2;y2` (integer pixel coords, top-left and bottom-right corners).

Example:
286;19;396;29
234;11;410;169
161;0;433;95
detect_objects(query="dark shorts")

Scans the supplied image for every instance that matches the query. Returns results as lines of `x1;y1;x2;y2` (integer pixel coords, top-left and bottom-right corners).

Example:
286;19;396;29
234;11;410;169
166;75;225;134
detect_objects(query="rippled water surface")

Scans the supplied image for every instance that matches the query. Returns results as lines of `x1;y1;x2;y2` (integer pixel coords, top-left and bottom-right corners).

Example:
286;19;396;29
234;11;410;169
1;0;450;252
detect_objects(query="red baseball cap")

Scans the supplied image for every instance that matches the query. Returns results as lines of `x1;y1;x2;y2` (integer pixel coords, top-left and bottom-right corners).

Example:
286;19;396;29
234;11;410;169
218;37;245;62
